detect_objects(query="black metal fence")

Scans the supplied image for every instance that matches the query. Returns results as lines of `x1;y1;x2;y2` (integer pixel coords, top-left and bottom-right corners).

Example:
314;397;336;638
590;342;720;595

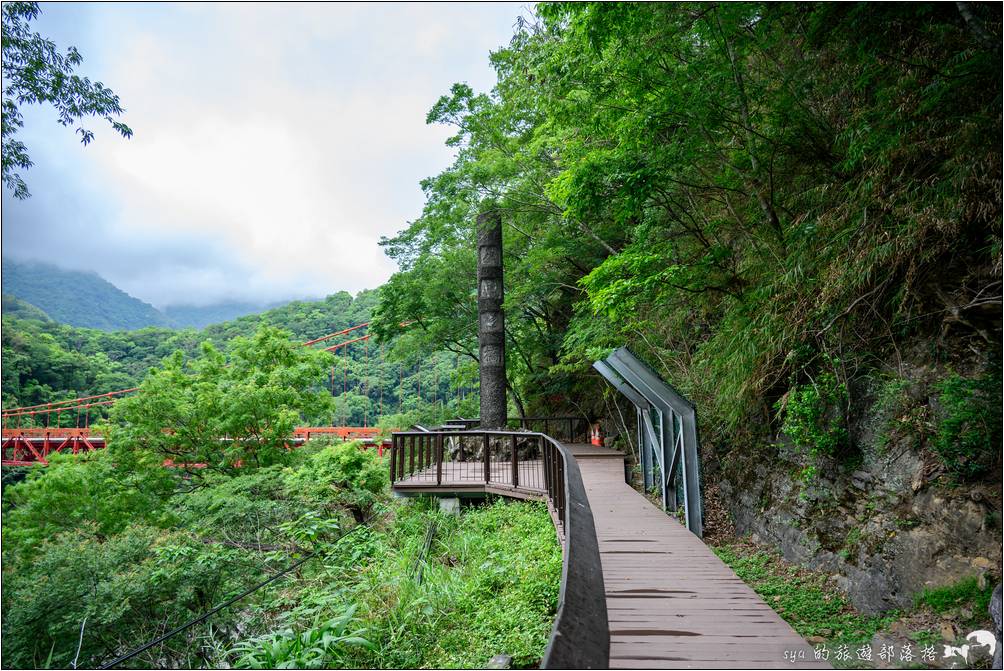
389;430;554;512
437;416;592;444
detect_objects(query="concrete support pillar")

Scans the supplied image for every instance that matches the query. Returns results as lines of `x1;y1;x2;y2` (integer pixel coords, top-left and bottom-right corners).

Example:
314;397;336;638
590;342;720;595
439;497;461;515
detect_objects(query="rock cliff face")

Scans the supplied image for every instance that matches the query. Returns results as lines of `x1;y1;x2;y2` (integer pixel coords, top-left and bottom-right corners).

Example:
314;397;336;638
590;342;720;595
722;452;1000;613
599;332;1001;616
717;360;1002;614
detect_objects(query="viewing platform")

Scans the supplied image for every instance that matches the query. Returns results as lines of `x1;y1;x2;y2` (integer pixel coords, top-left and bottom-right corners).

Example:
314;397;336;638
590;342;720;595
388;427;827;669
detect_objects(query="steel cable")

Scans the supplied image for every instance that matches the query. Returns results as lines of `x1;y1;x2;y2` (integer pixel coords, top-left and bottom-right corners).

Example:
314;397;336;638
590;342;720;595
99;508;385;669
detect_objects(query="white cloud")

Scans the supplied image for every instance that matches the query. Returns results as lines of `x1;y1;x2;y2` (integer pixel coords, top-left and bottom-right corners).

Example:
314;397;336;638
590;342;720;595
2;2;523;307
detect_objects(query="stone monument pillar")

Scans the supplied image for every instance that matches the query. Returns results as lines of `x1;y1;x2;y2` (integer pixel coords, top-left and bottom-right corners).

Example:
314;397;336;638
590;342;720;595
476;208;506;429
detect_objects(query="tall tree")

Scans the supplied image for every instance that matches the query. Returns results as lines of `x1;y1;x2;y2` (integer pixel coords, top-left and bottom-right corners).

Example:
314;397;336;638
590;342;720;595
107;326;334;474
376;1;1001;453
1;2;132;198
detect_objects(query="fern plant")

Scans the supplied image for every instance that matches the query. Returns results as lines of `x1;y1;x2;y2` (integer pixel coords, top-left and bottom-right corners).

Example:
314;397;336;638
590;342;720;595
231;606;371;669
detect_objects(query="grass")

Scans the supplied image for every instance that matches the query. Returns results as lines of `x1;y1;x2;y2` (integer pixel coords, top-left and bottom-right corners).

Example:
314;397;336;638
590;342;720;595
713;542;1001;670
712;541;896;643
232;496;562;669
915;576;994;625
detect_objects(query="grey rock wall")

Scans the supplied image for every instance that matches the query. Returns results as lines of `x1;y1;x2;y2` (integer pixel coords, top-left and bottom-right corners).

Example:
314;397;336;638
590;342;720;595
719;433;1001;614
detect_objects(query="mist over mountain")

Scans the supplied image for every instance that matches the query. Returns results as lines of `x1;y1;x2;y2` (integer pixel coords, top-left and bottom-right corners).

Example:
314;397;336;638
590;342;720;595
0;258;300;330
161;300;298;329
1;257;168;330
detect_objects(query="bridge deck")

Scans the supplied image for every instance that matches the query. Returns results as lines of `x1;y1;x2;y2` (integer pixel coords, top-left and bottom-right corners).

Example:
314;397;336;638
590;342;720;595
392;441;827;669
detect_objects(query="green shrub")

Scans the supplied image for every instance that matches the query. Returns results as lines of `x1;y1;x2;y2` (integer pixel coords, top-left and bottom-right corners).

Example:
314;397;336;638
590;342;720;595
2;450;175;560
916;576;994;615
0;524;254;669
284;441;387;521
933;372;1001;481
232;606;372;669
233;498;563;669
776;367;850;469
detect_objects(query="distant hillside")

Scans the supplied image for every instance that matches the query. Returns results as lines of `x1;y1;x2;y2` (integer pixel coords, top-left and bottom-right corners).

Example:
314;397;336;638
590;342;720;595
1;287;402;418
1;258;169;331
202;290;377;342
0;294;51;322
162;299;295;329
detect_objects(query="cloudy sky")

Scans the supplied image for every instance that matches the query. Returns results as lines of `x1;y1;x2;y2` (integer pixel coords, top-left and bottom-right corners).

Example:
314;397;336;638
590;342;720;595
2;2;525;308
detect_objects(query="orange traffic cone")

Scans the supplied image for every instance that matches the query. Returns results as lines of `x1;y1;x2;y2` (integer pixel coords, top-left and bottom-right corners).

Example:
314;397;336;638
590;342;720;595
590;423;605;447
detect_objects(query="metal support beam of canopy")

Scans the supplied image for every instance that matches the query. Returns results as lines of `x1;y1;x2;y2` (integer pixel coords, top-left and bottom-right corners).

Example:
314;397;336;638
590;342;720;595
593;347;703;537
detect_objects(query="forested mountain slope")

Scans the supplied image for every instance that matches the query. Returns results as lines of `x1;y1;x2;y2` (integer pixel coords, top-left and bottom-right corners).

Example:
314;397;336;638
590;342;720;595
2;288;464;427
1;257;169;330
373;3;1002;612
0;294;51;322
0;258;302;330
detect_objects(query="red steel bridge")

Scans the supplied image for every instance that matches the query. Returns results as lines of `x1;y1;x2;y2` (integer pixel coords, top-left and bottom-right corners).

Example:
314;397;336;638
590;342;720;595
1;322;409;467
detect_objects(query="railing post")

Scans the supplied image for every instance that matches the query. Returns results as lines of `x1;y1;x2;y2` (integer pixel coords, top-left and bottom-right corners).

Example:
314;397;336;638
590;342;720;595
436;433;443;485
554;439;560;507
408;435;415;476
511;434;519;488
546;437;552;499
557;453;566;527
483;432;491;483
398;436;406;480
390;435;398;483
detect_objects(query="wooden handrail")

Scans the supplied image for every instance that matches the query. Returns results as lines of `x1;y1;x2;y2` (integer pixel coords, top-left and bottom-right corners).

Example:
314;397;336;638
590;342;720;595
540;433;608;669
389;429;609;668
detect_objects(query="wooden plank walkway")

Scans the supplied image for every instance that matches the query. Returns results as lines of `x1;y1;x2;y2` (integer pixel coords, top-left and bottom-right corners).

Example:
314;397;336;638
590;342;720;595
392;460;546;500
391;440;828;669
569;443;828;669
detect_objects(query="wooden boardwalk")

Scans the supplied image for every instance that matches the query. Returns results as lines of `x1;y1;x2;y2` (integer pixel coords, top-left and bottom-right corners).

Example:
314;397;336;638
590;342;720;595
391;438;828;669
392;459;546;499
569;443;827;669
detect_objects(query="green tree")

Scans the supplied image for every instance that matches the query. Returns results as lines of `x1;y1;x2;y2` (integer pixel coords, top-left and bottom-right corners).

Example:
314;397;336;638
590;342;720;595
1;523;252;669
2;449;174;561
1;1;133;198
376;2;1001;449
284;441;386;523
107;326;334;472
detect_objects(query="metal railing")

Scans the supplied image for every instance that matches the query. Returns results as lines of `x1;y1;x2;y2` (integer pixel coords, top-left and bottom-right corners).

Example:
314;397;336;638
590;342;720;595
389;430;552;501
438;416;591;444
512;416;590;444
388;429;609;668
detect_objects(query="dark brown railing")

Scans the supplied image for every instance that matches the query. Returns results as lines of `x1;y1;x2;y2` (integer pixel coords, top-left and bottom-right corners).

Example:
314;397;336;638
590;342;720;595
388;429;608;668
390;430;553;508
513;416;590;445
440;416;591;444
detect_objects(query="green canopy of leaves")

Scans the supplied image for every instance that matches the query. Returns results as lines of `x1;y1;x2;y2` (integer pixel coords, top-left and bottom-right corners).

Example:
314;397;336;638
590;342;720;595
375;2;1001;452
1;1;133;198
106;326;335;472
